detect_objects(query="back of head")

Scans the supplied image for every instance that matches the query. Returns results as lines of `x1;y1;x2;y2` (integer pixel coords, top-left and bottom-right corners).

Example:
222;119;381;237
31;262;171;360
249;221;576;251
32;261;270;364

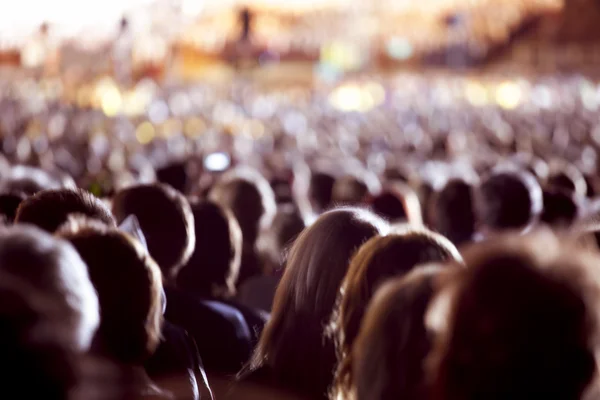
257;205;306;272
0;278;79;399
352;267;442;400
541;188;580;228
15;188;115;233
331;228;462;399
156;162;188;195
430;233;599;400
112;183;195;280
431;179;476;247
250;208;388;397
369;183;422;225
177;200;243;298
475;169;542;232
0;165;67;196
209;167;276;247
58;221;163;365
309;171;335;213
331;176;369;206
0;225;99;352
0;192;26;224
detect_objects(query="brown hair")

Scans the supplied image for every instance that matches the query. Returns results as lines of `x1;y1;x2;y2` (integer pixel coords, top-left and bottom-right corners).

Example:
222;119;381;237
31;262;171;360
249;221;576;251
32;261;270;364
330;228;462;400
112;183;195;280
352;266;443;400
176;200;243;298
58;220;163;364
429;233;600;400
15;188;115;233
245;208;388;398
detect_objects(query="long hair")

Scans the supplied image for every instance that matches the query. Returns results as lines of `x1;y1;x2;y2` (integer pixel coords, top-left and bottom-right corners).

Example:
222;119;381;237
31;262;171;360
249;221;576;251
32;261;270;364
352;266;443;400
245;208;388;398
330;228;462;400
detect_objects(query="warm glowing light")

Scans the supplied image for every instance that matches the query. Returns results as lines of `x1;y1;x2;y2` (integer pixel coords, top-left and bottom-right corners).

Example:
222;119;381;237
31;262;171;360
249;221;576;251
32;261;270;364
100;86;123;117
329;84;364;112
465;81;489;106
495;81;522;110
184;117;207;138
135;121;155;144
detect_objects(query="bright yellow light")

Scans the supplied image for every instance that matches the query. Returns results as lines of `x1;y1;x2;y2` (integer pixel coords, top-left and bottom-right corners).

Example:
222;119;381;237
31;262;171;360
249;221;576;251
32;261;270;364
364;82;386;107
100;86;122;117
122;90;146;117
465;82;489;106
160;118;183;138
135;122;155;145
329;83;382;113
495;81;522;110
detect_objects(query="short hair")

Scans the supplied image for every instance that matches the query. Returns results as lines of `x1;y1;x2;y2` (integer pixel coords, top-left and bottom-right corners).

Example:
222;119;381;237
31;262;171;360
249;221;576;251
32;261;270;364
430;179;476;247
332;176;370;206
0;277;79;399
0;192;26;224
541;188;580;228
308;172;336;213
209;167;276;247
15;188;115;233
112;183;195;280
547;164;587;198
352;267;443;400
58;221;164;364
475;169;542;232
0;225;100;352
156;162;188;194
330;228;462;400
247;208;388;398
429;233;600;400
257;205;306;271
369;183;422;225
176;200;243;298
0;165;70;196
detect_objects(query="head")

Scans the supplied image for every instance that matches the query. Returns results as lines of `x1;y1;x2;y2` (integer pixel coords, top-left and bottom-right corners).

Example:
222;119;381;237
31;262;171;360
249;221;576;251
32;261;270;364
156;162;188;195
368;183;422;225
257;205;306;273
0;165;67;196
58;220;163;365
547;164;587;198
475;168;542;233
15;188;115;233
249;208;388;397
541;188;580;228
176;200;243;298
0;277;79;399
209;167;276;248
331;175;370;207
430;179;476;247
352;267;443;400
429;233;600;400
330;228;462;400
0;192;26;224
112;183;195;280
0;225;99;352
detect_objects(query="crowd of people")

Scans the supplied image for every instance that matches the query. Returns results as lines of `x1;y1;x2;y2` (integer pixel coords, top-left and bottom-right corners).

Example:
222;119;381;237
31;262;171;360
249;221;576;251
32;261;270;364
1;72;600;400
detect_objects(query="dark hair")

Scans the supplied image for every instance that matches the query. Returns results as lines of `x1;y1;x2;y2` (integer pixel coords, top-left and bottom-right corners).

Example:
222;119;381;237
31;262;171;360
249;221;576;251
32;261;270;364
246;208;387;398
0;166;67;196
257;205;305;273
430;234;599;400
112;183;195;280
0;192;26;224
0;225;99;352
209;167;276;247
547;164;587;197
332;176;370;206
475;169;542;232
330;228;462;400
308;172;336;213
15;188;115;233
176;200;243;298
541;188;579;228
0;277;79;399
352;267;442;400
58;220;163;364
369;183;422;225
156;162;188;195
430;179;476;247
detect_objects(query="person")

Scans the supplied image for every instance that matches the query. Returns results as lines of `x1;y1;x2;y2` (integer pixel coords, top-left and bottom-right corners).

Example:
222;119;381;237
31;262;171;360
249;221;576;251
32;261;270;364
58;219;172;399
176;200;267;345
351;267;444;400
329;228;462;400
239;205;305;312
209;167;276;284
428;232;600;400
430;179;476;247
292;166;336;224
331;175;372;207
368;183;422;225
0;277;80;399
0;225;99;352
112;183;195;281
15;188;115;233
112;183;252;374
0;165;70;196
241;208;388;399
475;168;543;235
540;187;580;228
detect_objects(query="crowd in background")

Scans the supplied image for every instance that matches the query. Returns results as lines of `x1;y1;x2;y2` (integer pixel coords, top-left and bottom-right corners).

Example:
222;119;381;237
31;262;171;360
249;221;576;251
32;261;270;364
1;72;600;400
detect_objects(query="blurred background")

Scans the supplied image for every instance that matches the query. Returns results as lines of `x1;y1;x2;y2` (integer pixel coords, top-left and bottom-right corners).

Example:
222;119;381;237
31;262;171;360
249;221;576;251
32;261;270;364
0;0;599;196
